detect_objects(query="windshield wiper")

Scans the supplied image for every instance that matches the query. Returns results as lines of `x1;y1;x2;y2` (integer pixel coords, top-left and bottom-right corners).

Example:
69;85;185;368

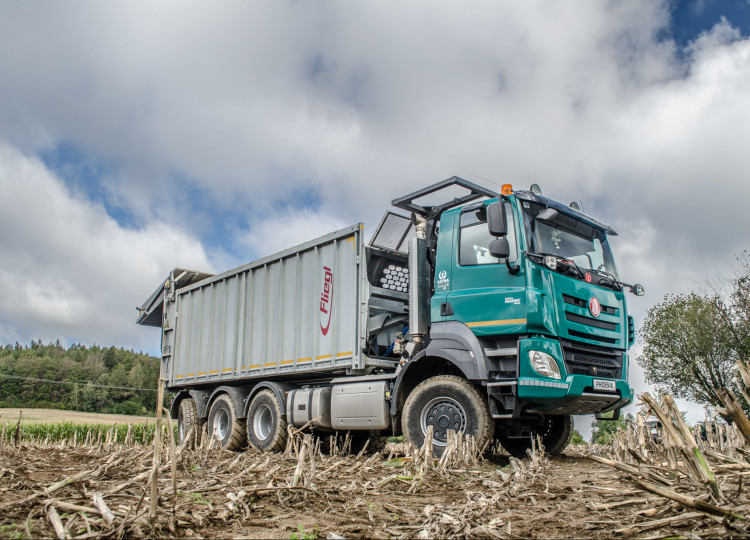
528;252;585;279
587;268;623;291
559;257;586;279
530;252;623;290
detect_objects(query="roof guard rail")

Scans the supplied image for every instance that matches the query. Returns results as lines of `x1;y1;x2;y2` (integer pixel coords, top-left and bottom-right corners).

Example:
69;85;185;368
391;176;498;220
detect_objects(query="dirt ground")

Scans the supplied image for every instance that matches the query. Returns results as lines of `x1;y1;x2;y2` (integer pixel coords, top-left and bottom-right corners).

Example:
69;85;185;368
0;440;730;539
0;408;155;426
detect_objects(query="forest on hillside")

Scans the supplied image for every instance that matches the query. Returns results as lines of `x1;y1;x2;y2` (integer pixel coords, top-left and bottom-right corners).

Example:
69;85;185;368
0;341;160;415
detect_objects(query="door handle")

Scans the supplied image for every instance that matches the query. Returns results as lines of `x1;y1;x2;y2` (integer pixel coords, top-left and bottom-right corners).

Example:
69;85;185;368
440;302;454;316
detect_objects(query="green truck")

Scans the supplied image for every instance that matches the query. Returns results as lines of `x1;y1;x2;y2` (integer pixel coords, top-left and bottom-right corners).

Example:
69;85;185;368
138;177;642;456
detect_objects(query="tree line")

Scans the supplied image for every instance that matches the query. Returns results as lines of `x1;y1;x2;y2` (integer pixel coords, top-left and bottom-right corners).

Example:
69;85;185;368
0;340;160;415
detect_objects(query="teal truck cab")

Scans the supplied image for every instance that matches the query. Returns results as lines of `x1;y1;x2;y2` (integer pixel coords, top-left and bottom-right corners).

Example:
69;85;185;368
139;176;642;457
379;177;642;455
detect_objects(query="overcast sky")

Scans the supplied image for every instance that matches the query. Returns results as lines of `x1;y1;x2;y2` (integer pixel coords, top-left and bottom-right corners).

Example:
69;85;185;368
1;0;749;431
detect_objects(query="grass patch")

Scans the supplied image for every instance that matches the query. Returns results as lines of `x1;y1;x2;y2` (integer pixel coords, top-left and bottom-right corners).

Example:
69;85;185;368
0;524;23;539
290;525;320;540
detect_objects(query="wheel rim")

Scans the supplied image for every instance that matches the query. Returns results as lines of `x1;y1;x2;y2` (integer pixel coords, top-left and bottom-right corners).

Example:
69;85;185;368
253;404;273;441
534;417;553;440
213;408;229;440
420;397;467;446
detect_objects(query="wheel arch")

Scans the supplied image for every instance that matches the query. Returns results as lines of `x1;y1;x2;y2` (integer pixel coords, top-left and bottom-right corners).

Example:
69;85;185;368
390;350;478;423
170;389;210;420
244;381;298;418
207;386;251;419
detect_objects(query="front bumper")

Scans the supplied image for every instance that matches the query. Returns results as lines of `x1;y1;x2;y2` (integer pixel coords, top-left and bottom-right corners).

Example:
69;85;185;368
517;336;634;414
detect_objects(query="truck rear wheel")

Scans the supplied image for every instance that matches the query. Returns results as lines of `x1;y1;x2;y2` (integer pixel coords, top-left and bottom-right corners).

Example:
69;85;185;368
498;415;572;457
178;397;202;446
207;394;246;451
402;375;493;457
349;431;390;454
246;390;288;452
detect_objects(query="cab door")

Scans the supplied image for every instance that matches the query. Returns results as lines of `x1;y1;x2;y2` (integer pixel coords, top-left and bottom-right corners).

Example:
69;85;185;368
447;202;527;336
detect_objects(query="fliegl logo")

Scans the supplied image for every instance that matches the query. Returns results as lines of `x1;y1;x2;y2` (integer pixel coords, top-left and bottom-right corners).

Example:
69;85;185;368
320;266;334;336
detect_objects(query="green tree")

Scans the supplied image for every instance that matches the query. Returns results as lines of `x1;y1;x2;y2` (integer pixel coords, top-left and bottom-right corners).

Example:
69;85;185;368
103;346;118;369
591;413;633;445
713;251;750;366
570;429;586;445
637;293;739;408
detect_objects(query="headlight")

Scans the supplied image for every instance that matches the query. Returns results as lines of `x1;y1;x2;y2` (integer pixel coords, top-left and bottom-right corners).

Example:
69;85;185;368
529;350;562;379
544;255;557;270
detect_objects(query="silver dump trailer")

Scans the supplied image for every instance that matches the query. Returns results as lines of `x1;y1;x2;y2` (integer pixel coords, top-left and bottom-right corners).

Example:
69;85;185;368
138;220;412;451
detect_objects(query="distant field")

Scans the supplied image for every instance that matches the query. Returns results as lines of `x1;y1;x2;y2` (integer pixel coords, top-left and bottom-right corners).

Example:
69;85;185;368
0;407;156;426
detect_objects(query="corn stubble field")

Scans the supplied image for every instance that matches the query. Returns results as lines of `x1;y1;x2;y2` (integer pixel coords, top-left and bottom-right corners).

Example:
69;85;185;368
2;394;750;540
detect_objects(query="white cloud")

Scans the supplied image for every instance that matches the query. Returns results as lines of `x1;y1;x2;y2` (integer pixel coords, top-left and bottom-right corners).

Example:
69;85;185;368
0;1;747;427
0;142;212;351
235;208;349;260
0;1;681;218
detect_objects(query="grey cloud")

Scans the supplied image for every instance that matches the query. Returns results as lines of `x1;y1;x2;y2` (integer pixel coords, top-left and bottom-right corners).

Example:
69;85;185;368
0;143;212;350
0;0;747;416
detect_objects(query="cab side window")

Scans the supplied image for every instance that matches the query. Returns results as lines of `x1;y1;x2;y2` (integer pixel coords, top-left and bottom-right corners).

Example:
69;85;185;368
459;202;517;266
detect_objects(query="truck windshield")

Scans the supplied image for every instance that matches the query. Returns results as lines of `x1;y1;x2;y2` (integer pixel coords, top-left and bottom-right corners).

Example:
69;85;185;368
522;202;620;281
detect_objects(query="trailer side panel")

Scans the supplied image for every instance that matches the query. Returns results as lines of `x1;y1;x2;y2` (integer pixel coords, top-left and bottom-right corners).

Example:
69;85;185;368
165;225;364;389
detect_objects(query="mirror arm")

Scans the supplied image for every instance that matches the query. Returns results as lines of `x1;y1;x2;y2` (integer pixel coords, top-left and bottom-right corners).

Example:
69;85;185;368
505;258;520;275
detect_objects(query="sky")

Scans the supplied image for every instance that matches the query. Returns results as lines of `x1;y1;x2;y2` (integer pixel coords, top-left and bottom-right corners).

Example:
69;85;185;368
1;0;749;435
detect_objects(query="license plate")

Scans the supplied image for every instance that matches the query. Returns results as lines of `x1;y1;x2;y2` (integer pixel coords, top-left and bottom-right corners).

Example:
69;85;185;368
593;379;616;392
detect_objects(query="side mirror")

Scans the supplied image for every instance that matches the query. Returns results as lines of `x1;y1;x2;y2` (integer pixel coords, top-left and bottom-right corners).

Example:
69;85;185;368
630;283;645;296
537;208;558;222
488;238;510;259
486;202;507;237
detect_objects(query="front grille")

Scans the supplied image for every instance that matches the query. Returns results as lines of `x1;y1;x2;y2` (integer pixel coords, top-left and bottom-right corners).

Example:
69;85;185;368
568;329;619;344
561;339;623;379
565;312;617;331
628;316;634;344
562;293;621;346
563;294;617;315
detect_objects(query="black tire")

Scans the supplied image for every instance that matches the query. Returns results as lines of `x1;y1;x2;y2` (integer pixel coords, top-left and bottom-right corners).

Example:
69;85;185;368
246;390;288;452
207;394;246;451
177;397;202;446
402;375;494;457
350;431;390;455
498;415;572;457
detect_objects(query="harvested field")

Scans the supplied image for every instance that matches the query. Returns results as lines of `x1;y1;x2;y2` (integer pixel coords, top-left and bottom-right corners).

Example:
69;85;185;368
0;443;651;539
0;408;155;426
2;392;750;539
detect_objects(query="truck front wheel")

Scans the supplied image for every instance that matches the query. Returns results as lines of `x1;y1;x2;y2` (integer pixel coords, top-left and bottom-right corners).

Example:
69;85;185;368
402;375;493;457
246;390;288;452
178;397;202;446
207;395;246;451
498;415;572;457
